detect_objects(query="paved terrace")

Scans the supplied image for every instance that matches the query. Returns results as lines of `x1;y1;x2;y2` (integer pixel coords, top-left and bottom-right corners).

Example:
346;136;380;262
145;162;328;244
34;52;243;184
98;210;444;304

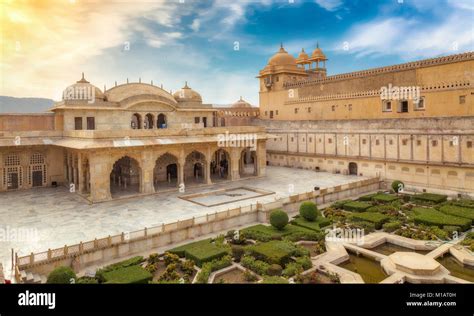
0;166;367;273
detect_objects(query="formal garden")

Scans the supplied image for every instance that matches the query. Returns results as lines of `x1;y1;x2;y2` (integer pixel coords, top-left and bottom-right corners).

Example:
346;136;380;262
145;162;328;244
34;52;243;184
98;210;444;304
45;181;474;284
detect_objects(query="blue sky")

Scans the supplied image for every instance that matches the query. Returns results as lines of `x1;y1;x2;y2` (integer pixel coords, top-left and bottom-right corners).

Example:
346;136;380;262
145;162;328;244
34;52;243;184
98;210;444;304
2;0;473;104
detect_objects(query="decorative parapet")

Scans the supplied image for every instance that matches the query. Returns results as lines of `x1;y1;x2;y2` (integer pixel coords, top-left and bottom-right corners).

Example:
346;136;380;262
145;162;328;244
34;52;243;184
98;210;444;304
284;51;474;88
284;80;472;104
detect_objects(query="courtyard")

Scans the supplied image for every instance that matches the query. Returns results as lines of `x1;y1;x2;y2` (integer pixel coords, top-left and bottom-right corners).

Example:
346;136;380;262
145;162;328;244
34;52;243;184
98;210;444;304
0;166;366;272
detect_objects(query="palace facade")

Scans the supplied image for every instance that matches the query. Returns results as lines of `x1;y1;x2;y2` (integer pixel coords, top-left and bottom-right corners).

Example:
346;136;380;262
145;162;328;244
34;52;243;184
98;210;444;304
258;45;474;194
1;46;473;200
0;77;267;202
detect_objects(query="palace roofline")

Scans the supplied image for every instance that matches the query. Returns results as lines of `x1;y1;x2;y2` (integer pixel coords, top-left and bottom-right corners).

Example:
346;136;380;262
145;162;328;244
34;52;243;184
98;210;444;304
284;51;474;88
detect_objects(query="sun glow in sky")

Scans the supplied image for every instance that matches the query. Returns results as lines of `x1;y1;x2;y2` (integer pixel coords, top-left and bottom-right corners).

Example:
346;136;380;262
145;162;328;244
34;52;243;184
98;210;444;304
1;0;473;105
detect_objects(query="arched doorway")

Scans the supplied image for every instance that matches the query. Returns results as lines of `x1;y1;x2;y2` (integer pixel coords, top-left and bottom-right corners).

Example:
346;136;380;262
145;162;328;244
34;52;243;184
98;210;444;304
144;113;154;129
184;151;206;186
349;162;358;175
131;113;141;129
211;149;231;182
154;153;178;191
110;156;141;198
239;148;257;177
29;153;46;187
157;113;167;129
4;153;22;190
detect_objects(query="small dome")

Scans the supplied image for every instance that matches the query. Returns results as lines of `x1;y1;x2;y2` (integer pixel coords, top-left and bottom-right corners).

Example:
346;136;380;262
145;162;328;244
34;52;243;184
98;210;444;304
63;73;104;101
310;43;327;61
173;82;202;102
267;45;297;67
232;96;252;108
296;48;309;64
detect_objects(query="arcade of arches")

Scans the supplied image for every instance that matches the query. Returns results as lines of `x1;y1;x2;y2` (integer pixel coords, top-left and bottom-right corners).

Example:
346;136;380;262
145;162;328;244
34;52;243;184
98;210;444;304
60;141;266;202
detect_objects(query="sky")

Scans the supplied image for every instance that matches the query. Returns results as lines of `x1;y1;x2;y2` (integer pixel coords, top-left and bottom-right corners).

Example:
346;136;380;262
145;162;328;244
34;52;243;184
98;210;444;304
1;0;473;105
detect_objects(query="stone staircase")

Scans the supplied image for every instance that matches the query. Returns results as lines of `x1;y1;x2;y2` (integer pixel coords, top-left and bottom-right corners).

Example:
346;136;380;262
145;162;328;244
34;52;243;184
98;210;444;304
19;269;47;284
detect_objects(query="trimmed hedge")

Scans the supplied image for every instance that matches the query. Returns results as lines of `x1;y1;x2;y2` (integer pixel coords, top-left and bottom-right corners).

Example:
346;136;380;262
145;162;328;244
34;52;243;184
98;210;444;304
291;216;332;231
412;193;448;204
299;201;320;221
383;221;402;232
261;276;289;284
331;199;353;209
350;212;390;229
343;201;372;212
247;240;297;265
412;207;472;231
240;224;321;242
168;239;229;267
270;209;289;230
102;265;152;284
372;194;399;203
195;255;232;283
358;193;378;201
96;256;145;281
438;205;474;220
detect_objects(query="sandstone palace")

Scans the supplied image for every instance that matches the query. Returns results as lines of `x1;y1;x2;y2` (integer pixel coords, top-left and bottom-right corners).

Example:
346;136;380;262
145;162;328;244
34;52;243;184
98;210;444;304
0;45;473;201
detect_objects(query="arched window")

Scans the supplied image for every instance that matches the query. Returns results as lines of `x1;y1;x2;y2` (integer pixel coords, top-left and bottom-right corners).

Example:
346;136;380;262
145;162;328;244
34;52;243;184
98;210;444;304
157;113;167;129
131;113;141;129
144;113;154;129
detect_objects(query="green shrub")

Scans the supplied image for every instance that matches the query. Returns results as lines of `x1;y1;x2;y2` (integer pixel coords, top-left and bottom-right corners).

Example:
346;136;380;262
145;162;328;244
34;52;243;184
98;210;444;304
241;255;270;276
443;225;461;236
195;255;232;283
391;180;404;193
240;224;318;242
412;193;448;204
248;240;297;265
102;265;152;284
294;256;312;270
163;252;180;266
412;207;472;231
95;256;145;281
372;193;399;203
343;201;372;212
261;276;289;284
267;264;283;276
159;263;180;282
243;270;259;282
144;263;157;274
47;266;76;284
270;209;289;230
185;245;229;268
147;253;160;264
429;226;449;240
350;212;390;229
181;260;196;276
168;239;229;267
299;201;320;221
231;244;245;262
383;221;402;232
76;276;98;284
282;262;303;277
451;199;474;209
331;199;353;209
438;205;474;220
358;193;378;201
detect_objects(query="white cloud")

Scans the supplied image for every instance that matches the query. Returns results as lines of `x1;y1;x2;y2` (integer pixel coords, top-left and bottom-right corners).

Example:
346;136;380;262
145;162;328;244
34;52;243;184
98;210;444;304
337;9;474;60
315;0;343;11
190;19;201;32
